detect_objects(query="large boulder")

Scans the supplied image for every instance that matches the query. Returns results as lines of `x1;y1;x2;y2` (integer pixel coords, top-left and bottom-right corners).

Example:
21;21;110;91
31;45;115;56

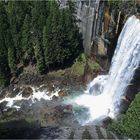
21;86;33;98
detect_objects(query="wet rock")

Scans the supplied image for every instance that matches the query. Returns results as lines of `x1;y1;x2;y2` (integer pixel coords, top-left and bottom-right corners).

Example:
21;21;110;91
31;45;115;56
42;108;63;126
83;72;93;85
9;87;21;98
0;90;7;100
47;85;55;93
14;87;21;93
119;98;131;113
45;85;56;97
61;80;68;86
63;105;73;113
58;90;66;97
22;86;33;98
0;101;8;114
38;85;48;92
14;100;30;110
52;95;58;101
102;117;112;127
40;104;74;127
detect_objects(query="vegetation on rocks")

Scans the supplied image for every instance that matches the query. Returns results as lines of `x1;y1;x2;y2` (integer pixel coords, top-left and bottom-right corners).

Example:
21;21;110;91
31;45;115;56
48;53;100;78
108;92;140;139
108;0;135;13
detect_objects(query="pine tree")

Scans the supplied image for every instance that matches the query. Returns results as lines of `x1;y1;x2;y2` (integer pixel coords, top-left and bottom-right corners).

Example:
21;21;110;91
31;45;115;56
0;1;83;78
34;36;46;74
0;2;11;86
21;14;33;65
6;32;17;77
31;2;46;74
43;26;50;68
43;0;61;66
43;0;83;68
66;0;83;58
7;1;27;63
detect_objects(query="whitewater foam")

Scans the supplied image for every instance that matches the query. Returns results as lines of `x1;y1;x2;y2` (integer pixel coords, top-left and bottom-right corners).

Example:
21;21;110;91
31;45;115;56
0;85;60;110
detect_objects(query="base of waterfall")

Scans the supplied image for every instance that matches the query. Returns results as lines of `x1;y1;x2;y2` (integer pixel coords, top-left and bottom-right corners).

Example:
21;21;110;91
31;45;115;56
0;81;114;127
73;94;114;124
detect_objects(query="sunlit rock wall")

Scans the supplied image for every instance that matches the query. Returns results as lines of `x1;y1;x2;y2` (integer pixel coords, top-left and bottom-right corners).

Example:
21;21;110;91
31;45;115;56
59;0;139;61
76;0;100;55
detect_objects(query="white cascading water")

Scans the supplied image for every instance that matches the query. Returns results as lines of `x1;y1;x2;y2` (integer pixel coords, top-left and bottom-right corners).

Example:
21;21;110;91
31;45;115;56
0;85;60;110
74;16;140;123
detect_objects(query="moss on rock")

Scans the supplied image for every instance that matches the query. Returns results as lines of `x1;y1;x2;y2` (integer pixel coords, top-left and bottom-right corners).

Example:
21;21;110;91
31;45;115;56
48;53;100;78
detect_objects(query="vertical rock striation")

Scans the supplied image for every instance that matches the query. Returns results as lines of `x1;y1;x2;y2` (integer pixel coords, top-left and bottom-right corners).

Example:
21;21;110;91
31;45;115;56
59;0;138;59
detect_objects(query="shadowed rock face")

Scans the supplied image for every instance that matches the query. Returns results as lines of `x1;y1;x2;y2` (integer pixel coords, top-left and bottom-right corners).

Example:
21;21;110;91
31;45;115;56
36;126;125;139
116;65;140;114
125;65;140;101
122;66;140;112
0;120;125;139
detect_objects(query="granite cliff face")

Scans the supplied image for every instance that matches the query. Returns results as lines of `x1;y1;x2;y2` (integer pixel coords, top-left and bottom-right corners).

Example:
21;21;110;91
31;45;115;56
59;0;140;67
76;0;139;57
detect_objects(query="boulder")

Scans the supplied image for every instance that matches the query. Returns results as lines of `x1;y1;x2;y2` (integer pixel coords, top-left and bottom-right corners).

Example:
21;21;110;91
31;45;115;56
38;85;48;92
14;87;21;93
22;86;33;98
52;95;58;101
10;87;21;98
63;105;73;113
0;90;7;100
58;90;66;97
0;101;8;113
46;85;55;96
102;117;112;127
47;85;55;93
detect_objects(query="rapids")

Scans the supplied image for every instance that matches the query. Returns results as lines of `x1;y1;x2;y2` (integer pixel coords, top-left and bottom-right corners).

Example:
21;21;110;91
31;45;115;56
0;85;60;110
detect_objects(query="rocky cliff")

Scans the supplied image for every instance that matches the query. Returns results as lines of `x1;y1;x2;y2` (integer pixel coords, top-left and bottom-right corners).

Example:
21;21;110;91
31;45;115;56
76;0;139;58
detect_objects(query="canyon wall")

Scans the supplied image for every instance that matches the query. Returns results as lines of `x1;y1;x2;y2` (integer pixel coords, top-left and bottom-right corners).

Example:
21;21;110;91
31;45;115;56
76;0;139;61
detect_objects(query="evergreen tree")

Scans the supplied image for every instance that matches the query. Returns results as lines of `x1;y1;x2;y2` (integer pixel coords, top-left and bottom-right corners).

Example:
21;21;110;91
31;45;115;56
34;36;46;74
31;1;46;74
43;26;50;68
0;2;11;86
6;32;17;77
44;0;61;66
43;0;83;68
7;1;27;63
66;0;83;57
0;0;83;79
21;14;33;65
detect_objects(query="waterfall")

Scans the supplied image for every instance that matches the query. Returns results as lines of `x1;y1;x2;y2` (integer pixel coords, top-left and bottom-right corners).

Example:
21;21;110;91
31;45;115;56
74;16;140;123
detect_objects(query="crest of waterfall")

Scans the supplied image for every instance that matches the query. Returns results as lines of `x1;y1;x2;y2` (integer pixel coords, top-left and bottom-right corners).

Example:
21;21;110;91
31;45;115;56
74;16;140;124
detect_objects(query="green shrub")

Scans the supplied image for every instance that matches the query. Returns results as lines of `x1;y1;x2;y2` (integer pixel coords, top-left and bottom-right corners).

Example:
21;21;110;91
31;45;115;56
108;92;140;139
